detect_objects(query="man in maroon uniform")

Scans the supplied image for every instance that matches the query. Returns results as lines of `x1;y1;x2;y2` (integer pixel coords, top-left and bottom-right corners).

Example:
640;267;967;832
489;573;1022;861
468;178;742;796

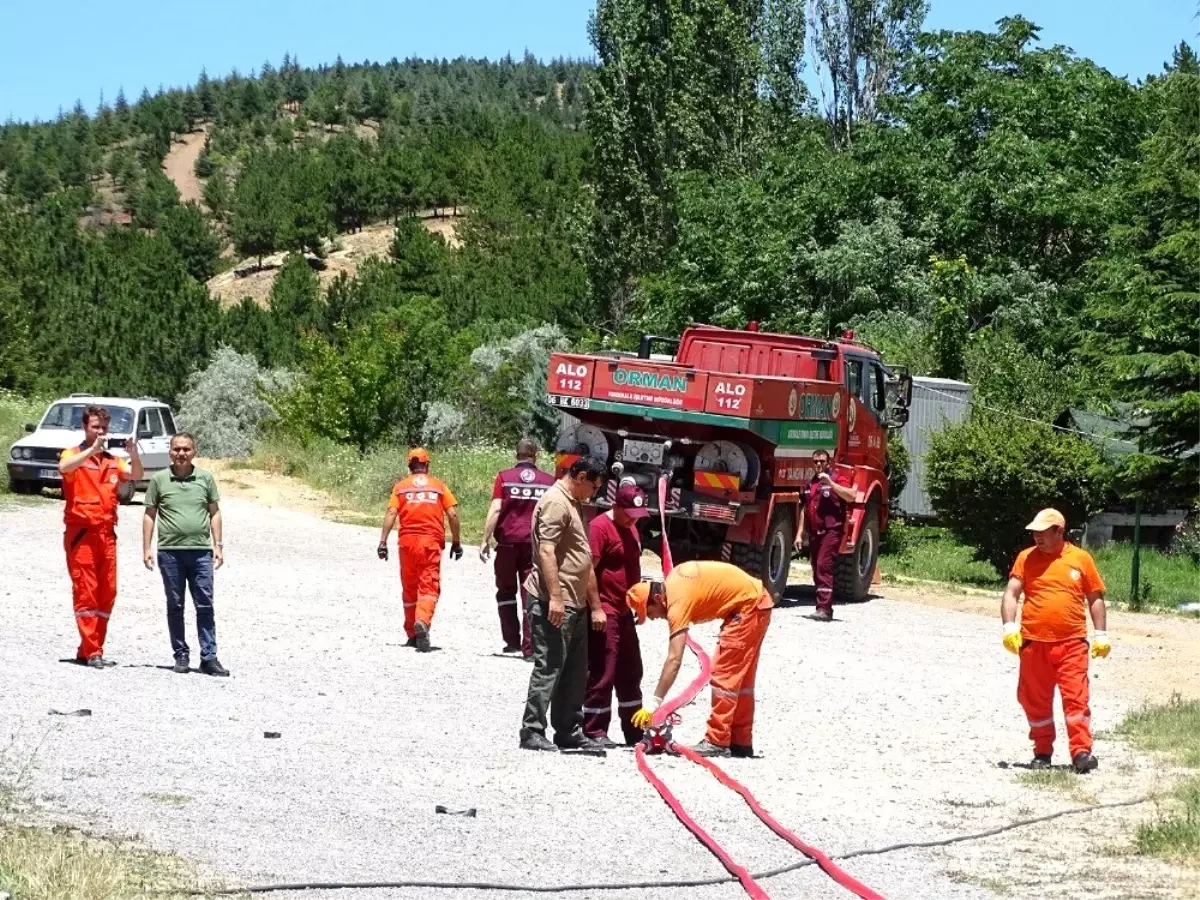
582;482;648;747
795;449;855;621
480;439;555;656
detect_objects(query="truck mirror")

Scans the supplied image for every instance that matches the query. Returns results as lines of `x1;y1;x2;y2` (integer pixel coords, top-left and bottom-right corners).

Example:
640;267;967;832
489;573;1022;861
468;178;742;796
24;423;35;433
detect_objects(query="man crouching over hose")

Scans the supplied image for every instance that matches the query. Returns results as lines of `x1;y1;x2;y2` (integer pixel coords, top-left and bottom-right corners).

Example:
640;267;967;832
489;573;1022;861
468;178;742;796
627;561;774;758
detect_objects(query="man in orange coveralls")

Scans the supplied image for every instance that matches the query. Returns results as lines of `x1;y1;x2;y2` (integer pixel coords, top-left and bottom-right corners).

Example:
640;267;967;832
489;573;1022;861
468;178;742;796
626;560;774;758
377;448;462;652
1002;508;1109;774
58;405;143;667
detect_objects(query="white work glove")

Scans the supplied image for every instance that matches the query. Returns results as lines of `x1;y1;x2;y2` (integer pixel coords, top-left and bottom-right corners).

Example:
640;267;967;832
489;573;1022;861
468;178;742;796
1091;631;1110;659
631;695;662;730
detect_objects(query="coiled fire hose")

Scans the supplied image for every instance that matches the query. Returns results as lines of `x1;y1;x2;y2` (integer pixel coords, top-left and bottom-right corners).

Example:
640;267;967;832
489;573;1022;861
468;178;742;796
631;475;885;899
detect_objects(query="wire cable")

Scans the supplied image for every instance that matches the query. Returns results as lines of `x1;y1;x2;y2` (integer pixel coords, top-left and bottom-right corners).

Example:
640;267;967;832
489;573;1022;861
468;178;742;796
189;795;1151;895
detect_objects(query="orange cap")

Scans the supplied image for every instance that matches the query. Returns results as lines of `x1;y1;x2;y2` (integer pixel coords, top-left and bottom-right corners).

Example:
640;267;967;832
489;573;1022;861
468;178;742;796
1025;508;1066;531
626;582;650;624
407;447;430;465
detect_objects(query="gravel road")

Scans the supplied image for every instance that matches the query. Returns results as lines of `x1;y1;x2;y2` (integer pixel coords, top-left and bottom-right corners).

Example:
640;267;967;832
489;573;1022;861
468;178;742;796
1;494;1192;900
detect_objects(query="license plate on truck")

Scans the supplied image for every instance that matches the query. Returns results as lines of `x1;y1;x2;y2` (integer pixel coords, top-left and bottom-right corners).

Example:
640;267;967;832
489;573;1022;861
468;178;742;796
39;468;60;480
621;439;665;465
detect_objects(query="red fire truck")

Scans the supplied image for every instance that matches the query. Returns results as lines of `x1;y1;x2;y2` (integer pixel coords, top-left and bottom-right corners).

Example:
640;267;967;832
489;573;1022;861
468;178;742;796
546;323;912;600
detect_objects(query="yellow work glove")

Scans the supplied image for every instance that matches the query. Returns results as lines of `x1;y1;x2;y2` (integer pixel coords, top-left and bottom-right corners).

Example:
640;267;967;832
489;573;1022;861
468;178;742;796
631;696;663;730
1091;631;1111;659
1002;622;1024;655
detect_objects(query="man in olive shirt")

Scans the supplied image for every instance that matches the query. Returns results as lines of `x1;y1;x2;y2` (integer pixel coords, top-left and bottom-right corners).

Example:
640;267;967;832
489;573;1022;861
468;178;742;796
142;433;228;676
519;456;608;752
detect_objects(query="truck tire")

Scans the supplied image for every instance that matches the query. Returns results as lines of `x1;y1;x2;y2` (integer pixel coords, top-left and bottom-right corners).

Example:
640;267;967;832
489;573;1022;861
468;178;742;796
835;501;879;602
118;481;136;505
9;480;39;495
731;506;793;600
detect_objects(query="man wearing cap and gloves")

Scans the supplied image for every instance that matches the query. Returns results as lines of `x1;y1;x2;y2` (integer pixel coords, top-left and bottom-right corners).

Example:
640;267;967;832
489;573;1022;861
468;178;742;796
626;560;774;758
378;448;462;652
1002;508;1108;773
582;482;648;747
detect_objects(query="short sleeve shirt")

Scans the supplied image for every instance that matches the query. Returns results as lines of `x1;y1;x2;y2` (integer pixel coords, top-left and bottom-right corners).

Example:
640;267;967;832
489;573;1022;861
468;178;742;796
145;467;220;549
589;512;642;615
524;481;592;610
1011;543;1105;642
388;473;457;542
664;560;772;635
491;462;554;545
59;445;133;528
803;470;851;533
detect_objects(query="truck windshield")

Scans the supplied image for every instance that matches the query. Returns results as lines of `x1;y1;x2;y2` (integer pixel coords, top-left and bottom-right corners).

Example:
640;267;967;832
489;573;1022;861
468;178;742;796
40;403;136;434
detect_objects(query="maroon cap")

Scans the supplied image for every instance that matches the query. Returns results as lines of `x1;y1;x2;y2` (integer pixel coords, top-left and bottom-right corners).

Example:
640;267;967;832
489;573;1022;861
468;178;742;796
615;484;650;518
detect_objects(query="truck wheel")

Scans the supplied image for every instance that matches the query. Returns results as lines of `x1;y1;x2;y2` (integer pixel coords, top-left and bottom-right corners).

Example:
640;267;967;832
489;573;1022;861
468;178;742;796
118;481;135;505
835;502;879;602
9;480;38;495
731;507;793;600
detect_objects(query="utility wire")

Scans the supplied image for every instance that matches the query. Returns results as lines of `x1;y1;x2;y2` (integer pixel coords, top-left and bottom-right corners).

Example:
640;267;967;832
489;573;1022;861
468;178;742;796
188;795;1152;896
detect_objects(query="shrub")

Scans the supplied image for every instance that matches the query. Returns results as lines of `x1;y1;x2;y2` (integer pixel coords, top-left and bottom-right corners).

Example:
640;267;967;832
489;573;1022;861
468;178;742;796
175;347;294;458
886;431;910;504
421;401;468;448
926;414;1112;576
465;325;570;448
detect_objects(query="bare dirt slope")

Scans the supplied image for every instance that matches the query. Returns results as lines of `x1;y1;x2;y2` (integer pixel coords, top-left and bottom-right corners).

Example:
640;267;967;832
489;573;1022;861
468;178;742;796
2;484;1195;900
162;128;208;205
205;214;463;308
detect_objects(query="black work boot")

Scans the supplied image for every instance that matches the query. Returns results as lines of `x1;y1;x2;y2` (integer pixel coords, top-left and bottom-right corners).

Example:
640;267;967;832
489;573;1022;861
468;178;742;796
809;608;833;622
200;658;230;677
173;656;190;674
691;740;732;758
86;655;106;669
519;732;559;752
731;743;755;759
414;621;432;653
588;734;620;750
404;636;418;648
1072;752;1099;774
1030;754;1052;770
555;731;605;751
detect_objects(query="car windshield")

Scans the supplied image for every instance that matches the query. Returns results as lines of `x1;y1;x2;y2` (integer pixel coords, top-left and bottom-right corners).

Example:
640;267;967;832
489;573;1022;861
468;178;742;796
40;403;136;434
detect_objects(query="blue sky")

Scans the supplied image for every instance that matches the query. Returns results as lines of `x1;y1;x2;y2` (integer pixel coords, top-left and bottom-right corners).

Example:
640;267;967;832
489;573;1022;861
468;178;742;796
0;0;1194;122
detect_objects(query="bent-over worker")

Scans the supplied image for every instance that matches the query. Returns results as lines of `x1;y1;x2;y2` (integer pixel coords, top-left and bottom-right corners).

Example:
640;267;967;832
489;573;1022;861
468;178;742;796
377;448;462;652
1002;508;1108;774
627;560;774;758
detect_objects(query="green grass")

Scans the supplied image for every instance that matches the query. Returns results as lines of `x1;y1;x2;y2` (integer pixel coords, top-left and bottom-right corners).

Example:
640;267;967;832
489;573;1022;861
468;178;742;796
246;434;548;541
880;524;1004;588
0;391;50;494
882;523;1199;612
1015;768;1097;805
1114;696;1200;864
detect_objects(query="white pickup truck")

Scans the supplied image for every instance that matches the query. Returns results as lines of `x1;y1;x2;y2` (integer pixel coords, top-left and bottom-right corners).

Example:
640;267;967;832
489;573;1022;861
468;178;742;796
7;394;178;503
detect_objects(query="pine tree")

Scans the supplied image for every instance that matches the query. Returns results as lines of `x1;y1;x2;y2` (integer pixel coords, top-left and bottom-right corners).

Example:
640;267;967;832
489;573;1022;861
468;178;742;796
1086;62;1200;500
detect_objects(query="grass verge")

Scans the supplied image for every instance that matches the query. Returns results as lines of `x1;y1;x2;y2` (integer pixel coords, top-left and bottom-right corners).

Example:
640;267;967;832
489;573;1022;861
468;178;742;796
0;391;50;494
243;434;551;541
1116;695;1200;864
0;818;206;900
1015;768;1097;806
881;523;1199;612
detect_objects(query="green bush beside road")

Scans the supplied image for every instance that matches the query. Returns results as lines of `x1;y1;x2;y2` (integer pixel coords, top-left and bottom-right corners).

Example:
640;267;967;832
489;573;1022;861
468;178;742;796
243;435;554;542
0;392;49;494
881;522;1199;613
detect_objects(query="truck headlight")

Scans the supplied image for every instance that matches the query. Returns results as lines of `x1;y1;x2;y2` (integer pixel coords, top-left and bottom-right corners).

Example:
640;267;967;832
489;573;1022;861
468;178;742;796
20;448;33;460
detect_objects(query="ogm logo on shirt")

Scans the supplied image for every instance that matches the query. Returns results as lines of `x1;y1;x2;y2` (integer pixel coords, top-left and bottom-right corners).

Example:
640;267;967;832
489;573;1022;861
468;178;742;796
1070;568;1081;581
519;468;536;483
412;475;429;488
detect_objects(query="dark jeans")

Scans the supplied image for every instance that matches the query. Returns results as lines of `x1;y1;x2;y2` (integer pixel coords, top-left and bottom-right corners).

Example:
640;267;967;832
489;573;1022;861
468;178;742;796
520;594;588;744
158;549;217;661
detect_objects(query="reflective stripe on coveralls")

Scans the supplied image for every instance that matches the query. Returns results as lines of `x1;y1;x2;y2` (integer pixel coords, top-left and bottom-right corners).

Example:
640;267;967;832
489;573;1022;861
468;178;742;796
632;474;884;900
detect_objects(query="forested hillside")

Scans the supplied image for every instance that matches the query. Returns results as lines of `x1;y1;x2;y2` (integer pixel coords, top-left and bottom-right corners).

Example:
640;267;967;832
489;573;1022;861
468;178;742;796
0;4;1195;513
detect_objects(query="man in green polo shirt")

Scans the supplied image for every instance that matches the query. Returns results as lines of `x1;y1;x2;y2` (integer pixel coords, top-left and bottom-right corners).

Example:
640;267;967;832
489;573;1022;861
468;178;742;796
142;432;228;676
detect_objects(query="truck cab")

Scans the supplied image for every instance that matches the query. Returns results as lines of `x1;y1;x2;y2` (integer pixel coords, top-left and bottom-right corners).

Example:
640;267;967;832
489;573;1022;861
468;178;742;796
547;323;911;600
